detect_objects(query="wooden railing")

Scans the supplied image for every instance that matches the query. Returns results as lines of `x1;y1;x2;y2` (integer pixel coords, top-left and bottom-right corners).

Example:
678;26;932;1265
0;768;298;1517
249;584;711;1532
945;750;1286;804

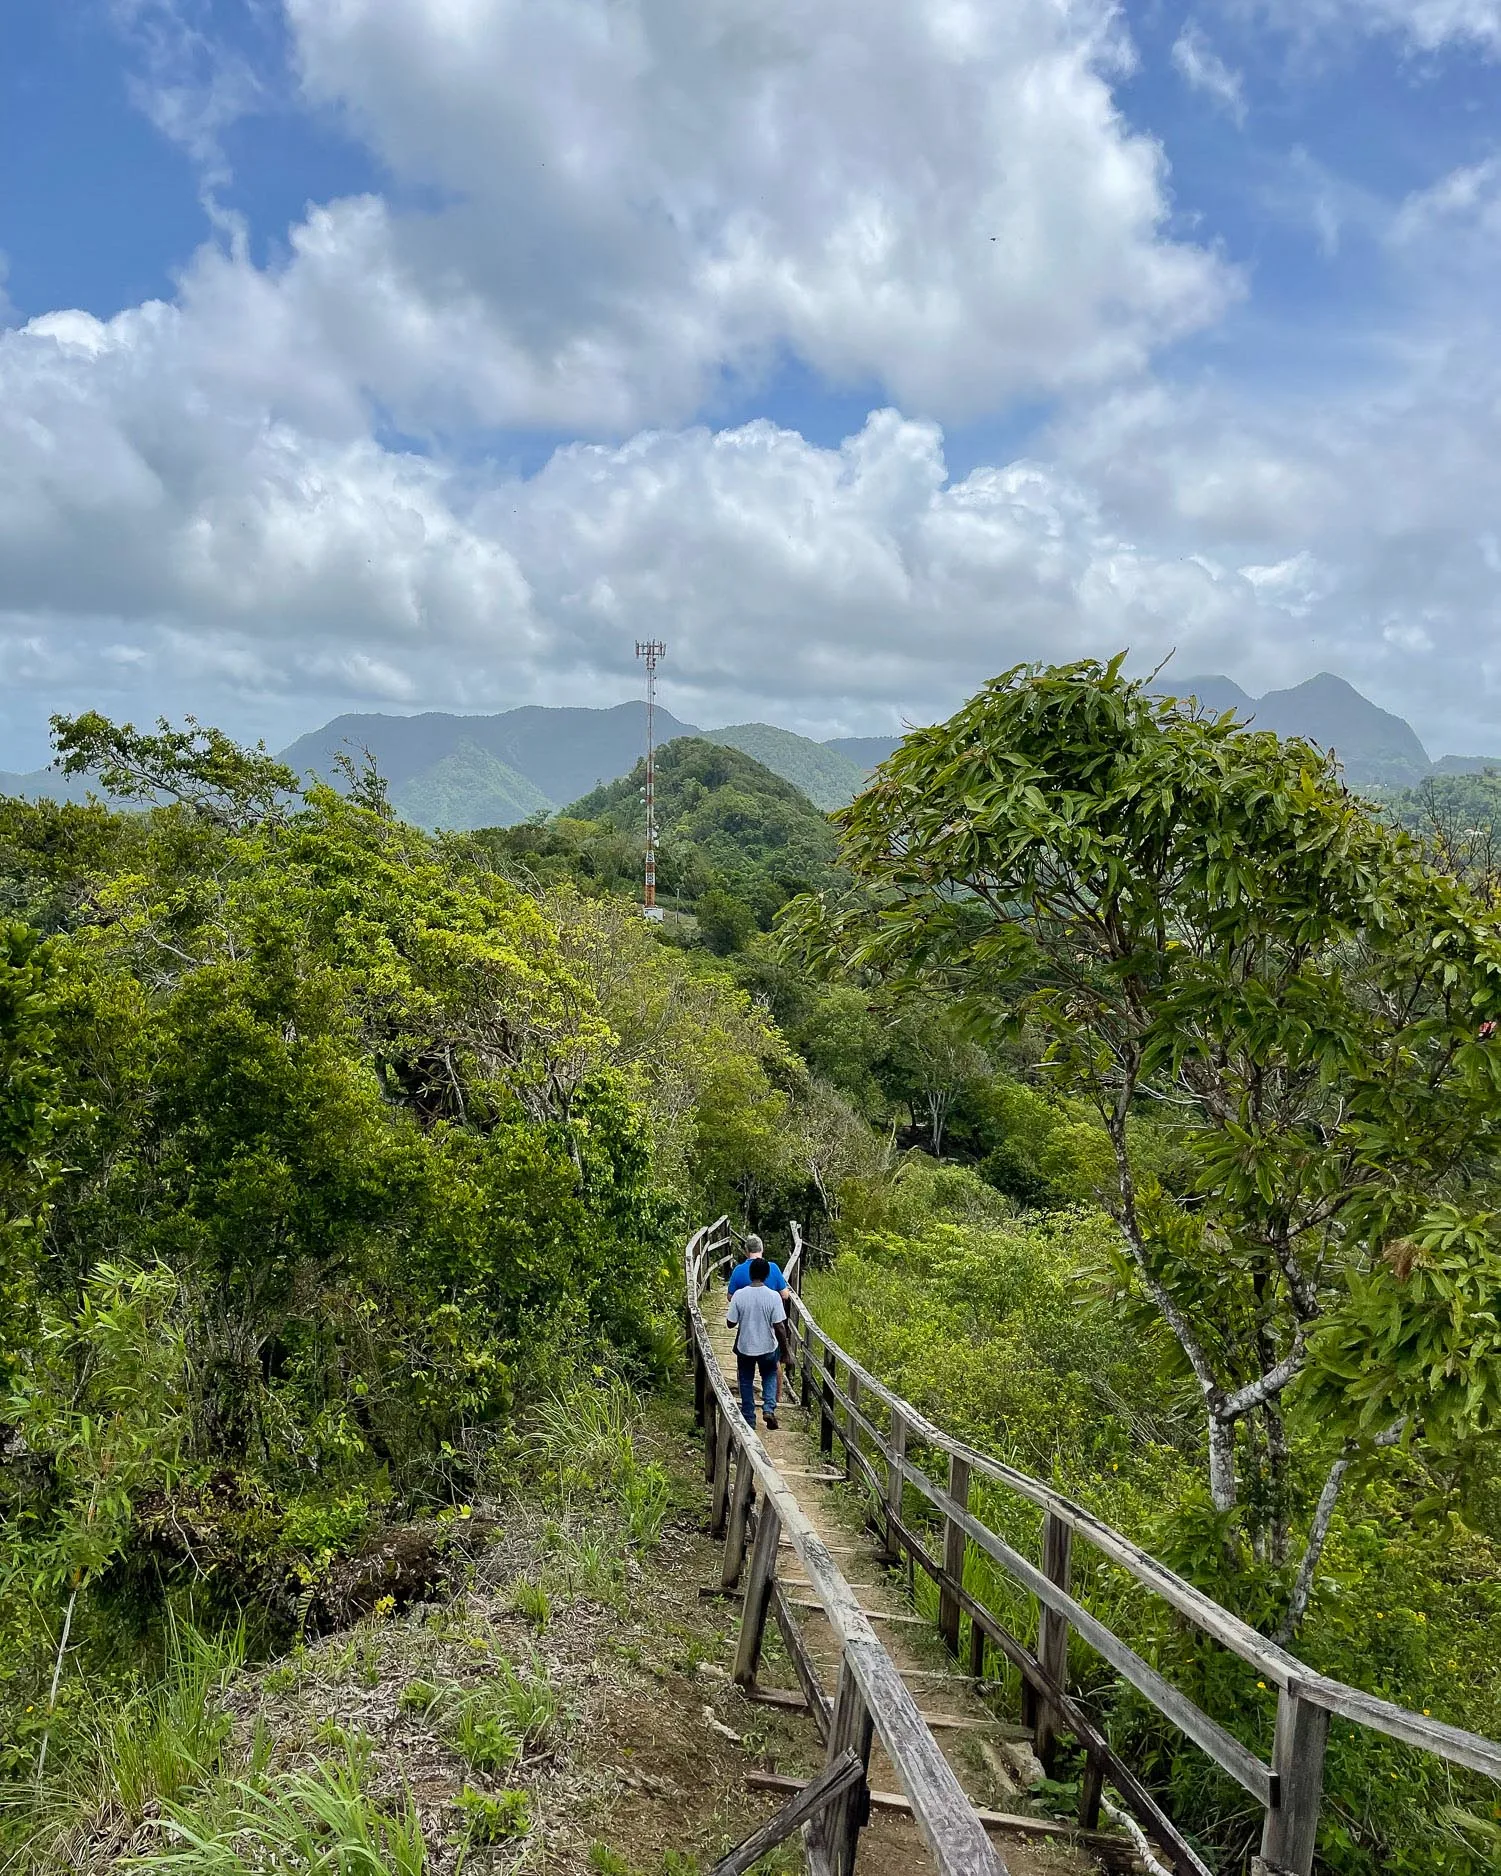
770;1220;1501;1876
685;1219;1009;1876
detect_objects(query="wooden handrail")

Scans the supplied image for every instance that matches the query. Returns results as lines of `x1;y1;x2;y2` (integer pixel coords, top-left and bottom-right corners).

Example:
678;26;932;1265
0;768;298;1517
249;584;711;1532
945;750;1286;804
787;1298;1501;1779
772;1273;1501;1876
685;1223;1007;1876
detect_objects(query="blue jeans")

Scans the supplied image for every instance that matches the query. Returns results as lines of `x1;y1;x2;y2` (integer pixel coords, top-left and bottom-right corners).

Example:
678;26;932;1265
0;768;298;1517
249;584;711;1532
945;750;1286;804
736;1351;780;1426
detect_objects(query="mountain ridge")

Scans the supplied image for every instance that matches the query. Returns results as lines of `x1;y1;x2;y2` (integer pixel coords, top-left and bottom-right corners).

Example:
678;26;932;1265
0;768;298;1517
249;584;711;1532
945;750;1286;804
4;674;1497;824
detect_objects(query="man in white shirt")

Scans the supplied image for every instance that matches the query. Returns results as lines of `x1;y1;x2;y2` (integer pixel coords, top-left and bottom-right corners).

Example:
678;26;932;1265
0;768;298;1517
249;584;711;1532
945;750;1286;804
726;1256;791;1430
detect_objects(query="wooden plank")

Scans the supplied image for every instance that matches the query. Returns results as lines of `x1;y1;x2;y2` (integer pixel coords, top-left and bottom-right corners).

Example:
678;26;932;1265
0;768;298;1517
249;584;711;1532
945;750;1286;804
710;1751;864;1876
782;1578;889;1595
772;1580;834;1742
1292;1675;1501;1780
744;1772;1138;1872
904;1463;1276;1809
746;1685;811;1715
786;1598;929;1626
1260;1689;1329;1876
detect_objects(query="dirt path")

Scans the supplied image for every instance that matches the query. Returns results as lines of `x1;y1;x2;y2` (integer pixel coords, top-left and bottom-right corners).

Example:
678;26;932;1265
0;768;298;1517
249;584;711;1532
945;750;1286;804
707;1310;1105;1876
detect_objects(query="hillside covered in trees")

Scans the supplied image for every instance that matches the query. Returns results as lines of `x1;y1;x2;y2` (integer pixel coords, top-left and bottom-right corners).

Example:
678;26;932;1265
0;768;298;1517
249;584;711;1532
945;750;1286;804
4;671;1501;1874
473;736;847;949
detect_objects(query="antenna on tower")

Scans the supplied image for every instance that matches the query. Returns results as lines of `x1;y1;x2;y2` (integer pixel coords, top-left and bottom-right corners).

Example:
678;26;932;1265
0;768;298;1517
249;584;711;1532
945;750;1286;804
635;640;666;922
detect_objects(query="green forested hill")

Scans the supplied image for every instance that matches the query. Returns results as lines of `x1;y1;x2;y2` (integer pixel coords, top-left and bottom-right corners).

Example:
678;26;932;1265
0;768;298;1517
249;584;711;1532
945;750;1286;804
389;739;553;830
442;737;845;950
703;724;865;809
570;737;837;869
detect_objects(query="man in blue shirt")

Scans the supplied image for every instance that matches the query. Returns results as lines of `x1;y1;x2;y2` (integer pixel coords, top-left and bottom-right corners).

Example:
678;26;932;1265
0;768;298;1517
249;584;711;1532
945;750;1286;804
726;1258;790;1429
727;1232;787;1298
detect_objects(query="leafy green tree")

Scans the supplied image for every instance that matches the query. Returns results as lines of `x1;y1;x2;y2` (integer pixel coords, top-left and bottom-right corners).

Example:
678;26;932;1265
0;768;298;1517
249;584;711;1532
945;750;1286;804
2;1262;186;1773
789;986;887;1115
787;657;1501;1630
51;712;298;830
696;889;756;955
0;924;60;1379
883;1001;990;1155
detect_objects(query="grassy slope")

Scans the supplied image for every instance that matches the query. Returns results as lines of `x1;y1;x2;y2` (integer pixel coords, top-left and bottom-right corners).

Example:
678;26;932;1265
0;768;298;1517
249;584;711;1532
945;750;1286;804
13;1396;822;1876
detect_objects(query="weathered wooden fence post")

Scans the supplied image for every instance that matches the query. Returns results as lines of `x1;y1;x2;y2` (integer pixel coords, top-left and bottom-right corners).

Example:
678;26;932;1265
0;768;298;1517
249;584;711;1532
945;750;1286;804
939;1453;971;1657
844;1372;861;1481
1259;1688;1329;1876
693;1346;706;1429
821;1660;875;1876
732;1500;783;1685
1035;1510;1073;1767
711;1418;734;1537
820;1346;837;1460
704;1392;718;1483
722;1450;756;1590
882;1407;907;1563
1078;1747;1105;1830
968;1611;987;1683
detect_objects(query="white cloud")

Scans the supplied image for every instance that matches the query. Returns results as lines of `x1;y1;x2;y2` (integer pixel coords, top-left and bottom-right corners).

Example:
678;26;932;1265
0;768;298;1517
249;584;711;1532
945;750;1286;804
1246;0;1501;54
1171;22;1247;125
269;0;1233;428
1391;155;1501;250
0;276;1320;749
7;0;1501;769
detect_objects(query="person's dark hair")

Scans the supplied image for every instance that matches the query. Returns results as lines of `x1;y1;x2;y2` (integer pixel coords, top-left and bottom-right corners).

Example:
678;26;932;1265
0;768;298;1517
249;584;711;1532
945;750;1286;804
749;1257;770;1283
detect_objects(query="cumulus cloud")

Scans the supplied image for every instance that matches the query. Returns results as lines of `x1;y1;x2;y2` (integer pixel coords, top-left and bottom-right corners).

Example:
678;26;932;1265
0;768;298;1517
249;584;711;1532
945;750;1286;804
6;0;1501;768
1171;22;1247;125
0;277;1327;751
269;0;1233;428
1047;337;1501;754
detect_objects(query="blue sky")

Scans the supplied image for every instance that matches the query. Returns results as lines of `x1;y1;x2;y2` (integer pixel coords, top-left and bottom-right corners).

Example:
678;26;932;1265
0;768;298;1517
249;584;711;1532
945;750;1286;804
3;0;1501;765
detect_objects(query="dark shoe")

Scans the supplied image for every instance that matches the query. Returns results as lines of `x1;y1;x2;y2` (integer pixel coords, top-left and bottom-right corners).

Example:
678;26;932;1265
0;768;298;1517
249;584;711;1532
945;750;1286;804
764;1413;780;1431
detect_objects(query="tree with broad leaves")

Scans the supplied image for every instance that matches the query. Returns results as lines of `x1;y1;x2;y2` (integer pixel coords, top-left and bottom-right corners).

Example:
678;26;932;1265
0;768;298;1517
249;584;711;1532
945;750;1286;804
50;712;299;830
783;656;1501;1637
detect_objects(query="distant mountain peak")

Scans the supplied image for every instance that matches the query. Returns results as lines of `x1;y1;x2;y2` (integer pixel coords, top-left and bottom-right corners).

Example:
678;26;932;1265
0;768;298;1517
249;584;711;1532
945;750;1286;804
1156;671;1430;786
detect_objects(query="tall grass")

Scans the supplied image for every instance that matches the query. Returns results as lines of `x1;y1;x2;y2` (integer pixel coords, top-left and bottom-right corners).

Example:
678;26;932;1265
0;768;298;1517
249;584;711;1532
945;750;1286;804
125;1743;426;1875
0;1618;245;1872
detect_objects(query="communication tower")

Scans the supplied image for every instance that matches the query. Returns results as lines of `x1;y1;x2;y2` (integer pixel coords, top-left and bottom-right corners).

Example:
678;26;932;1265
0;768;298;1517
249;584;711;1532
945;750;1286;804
635;640;666;921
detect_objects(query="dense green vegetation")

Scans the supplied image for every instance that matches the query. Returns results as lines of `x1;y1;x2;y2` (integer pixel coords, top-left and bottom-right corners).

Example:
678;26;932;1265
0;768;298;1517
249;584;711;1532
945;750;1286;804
786;659;1501;1872
1379;769;1501;887
700;724;866;810
5;668;1501;1874
475;736;846;946
0;715;816;1867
